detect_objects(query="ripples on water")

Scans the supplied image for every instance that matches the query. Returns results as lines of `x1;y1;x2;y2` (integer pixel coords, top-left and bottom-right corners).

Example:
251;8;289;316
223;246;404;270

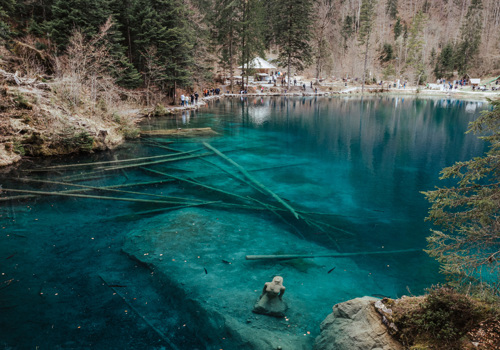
0;97;488;349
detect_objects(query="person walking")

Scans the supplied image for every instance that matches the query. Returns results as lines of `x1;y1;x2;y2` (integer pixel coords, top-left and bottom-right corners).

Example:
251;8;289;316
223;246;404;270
180;94;185;106
194;92;199;104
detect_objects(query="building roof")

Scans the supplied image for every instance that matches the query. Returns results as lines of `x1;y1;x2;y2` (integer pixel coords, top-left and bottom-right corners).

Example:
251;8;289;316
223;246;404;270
238;57;277;70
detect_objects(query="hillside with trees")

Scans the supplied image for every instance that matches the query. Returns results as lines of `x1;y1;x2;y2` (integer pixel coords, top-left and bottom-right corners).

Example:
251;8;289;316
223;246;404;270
1;0;499;93
0;0;499;165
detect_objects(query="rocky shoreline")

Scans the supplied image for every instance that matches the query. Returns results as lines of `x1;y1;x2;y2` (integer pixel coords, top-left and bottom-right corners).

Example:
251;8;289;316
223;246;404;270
314;297;403;350
1;82;497;169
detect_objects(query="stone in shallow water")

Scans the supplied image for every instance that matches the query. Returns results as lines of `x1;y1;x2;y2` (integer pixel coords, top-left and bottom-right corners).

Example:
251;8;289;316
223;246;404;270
313;297;403;350
253;293;288;318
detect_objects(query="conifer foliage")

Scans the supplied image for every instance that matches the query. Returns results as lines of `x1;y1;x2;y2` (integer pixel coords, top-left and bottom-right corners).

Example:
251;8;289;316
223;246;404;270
423;99;500;293
273;0;314;89
3;0;500;96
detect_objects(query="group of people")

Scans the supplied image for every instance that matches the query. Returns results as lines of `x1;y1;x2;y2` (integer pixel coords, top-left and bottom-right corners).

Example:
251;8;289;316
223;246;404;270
180;92;199;106
203;88;221;96
179;88;223;106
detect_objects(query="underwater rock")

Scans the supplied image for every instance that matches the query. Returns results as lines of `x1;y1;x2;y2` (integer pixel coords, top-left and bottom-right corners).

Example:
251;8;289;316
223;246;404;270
253;276;287;318
253;294;288;318
313;297;403;350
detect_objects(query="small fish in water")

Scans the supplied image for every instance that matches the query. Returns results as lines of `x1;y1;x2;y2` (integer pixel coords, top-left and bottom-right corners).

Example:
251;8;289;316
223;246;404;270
6;253;16;260
327;267;336;274
204;268;208;274
221;260;232;265
109;284;126;288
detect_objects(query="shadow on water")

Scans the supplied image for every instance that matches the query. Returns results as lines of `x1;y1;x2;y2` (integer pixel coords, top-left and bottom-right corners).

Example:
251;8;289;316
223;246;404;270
0;96;488;348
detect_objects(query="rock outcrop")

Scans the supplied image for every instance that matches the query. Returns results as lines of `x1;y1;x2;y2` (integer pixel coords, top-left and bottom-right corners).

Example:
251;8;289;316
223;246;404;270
314;296;403;350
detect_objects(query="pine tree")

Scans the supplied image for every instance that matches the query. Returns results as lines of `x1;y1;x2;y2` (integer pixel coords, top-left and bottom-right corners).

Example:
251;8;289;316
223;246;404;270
454;0;483;75
47;0;114;50
358;0;377;93
274;0;314;90
423;98;500;292
212;0;239;92
379;43;393;62
237;0;266;90
46;0;141;88
433;43;454;79
131;0;194;100
312;0;335;80
386;0;398;20
393;17;402;40
341;15;355;54
0;0;15;41
406;10;427;84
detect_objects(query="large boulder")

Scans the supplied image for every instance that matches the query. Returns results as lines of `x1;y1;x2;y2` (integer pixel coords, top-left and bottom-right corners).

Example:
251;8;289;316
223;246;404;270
314;296;403;350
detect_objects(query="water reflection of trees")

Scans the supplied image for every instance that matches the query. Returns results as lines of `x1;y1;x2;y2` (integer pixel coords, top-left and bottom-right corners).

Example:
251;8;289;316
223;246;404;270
226;96;486;225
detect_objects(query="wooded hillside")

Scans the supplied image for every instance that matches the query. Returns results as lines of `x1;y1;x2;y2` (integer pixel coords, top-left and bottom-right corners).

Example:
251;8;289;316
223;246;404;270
1;0;499;94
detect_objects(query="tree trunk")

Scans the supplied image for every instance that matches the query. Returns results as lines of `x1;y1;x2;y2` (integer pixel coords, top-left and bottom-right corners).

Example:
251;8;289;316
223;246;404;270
362;34;369;94
229;30;234;94
287;54;291;91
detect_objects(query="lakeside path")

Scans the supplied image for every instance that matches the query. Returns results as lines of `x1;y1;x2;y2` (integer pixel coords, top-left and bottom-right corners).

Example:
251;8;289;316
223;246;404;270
155;86;500;115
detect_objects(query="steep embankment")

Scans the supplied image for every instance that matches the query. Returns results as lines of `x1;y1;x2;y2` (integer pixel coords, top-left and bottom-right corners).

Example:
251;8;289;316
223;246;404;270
0;71;140;167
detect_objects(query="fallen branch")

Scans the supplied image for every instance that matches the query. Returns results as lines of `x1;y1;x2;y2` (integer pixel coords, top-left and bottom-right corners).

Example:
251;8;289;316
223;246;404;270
250;196;305;239
141;127;218;137
0;179;175;202
27;153;180;171
141;167;259;204
249;162;311;173
2;188;189;205
203;142;301;219
10;178;199;205
246;249;422;260
101;151;211;172
116;200;221;218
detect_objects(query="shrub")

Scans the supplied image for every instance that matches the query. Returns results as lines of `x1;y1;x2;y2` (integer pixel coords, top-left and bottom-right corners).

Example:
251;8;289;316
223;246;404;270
61;131;94;152
14;93;32;109
121;125;139;139
13;140;25;155
393;286;488;349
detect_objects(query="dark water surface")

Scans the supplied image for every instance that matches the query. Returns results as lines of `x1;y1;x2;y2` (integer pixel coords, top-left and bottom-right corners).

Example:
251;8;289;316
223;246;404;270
0;96;488;349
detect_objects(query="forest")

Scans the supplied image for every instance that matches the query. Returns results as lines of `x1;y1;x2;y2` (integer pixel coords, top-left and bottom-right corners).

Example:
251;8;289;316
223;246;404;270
1;0;499;101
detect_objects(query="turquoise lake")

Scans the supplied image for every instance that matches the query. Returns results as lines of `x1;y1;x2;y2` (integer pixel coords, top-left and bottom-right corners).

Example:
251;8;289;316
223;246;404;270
0;96;489;349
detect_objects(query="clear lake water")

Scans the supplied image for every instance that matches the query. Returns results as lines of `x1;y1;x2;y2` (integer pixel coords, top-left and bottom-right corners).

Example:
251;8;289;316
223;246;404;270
0;96;489;349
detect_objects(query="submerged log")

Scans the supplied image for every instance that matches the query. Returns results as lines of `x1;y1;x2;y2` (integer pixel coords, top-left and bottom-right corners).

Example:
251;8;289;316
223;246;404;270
246;249;422;260
203;142;301;220
30;153;179;171
0;179;175;202
101;151;212;172
10;178;198;204
2;188;189;205
141;167;261;205
141;127;218;137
